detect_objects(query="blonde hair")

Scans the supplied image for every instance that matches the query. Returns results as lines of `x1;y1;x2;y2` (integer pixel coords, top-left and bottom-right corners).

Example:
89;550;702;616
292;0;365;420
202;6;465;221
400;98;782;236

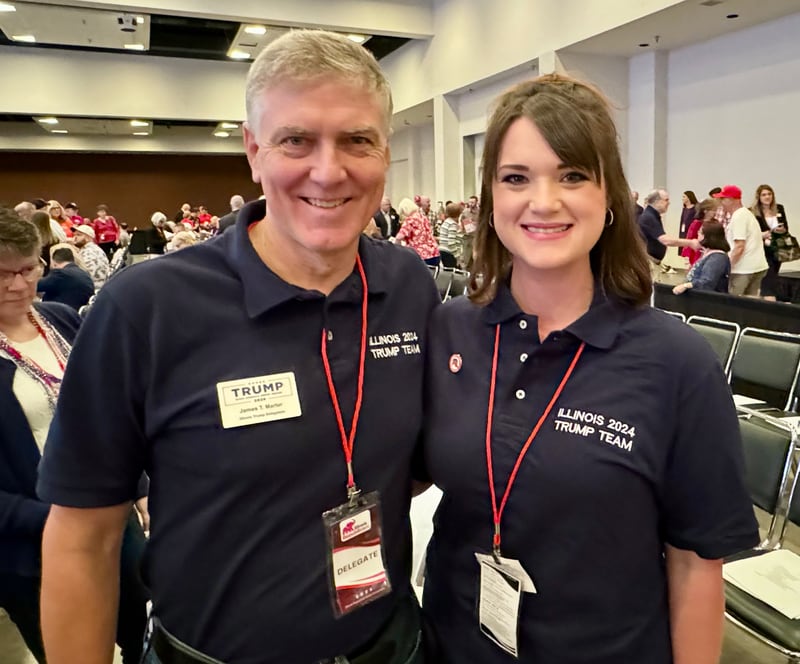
397;198;418;218
245;30;393;135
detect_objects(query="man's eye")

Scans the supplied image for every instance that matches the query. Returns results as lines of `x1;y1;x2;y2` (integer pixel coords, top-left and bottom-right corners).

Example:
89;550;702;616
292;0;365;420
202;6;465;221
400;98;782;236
282;136;307;146
350;136;372;145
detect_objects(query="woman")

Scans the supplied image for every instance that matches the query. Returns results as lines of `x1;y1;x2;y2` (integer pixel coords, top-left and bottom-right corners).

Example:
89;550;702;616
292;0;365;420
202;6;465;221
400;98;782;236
420;75;757;664
92;204;121;260
47;200;73;239
130;212;168;258
751;184;789;301
680;198;719;266
679;190;698;238
0;207;148;663
438;202;463;263
673;221;730;294
394;197;440;266
30;211;56;276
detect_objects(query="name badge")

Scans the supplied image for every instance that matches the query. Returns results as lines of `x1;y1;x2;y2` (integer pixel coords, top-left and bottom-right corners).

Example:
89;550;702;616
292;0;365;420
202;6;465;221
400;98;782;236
475;553;536;658
216;372;302;429
323;491;392;618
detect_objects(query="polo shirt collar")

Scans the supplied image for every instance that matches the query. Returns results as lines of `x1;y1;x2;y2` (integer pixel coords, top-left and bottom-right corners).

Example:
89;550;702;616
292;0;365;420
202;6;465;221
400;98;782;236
482;280;626;350
228;200;390;319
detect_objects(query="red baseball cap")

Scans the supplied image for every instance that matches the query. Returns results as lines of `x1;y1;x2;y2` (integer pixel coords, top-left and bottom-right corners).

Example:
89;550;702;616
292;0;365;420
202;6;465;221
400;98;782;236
712;185;742;199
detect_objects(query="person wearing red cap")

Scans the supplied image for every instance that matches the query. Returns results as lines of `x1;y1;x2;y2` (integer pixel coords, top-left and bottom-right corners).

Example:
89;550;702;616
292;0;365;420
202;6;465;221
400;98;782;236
712;185;768;296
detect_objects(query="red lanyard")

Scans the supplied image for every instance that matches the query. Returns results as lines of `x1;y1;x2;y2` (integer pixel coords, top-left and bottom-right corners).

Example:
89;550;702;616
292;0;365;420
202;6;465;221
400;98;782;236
320;255;368;504
485;324;585;556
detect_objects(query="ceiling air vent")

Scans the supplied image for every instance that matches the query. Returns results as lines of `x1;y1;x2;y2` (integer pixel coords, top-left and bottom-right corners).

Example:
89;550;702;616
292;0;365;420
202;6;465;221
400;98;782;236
699;0;725;6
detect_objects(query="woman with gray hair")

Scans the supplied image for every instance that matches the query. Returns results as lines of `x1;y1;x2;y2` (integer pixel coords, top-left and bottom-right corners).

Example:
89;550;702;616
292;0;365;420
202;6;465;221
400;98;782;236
394;197;440;266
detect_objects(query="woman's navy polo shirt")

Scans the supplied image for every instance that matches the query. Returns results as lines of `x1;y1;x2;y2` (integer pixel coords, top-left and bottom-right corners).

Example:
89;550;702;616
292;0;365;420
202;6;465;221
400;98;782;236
421;284;758;664
38;201;440;663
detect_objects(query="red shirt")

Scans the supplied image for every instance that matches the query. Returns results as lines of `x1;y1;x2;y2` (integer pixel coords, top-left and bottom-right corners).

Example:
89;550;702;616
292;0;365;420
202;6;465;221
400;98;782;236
395;211;440;260
680;219;703;265
93;216;120;244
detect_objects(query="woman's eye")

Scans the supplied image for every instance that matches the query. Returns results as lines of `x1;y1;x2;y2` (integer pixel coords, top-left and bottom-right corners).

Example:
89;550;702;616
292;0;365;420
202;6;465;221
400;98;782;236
500;173;527;185
562;171;589;184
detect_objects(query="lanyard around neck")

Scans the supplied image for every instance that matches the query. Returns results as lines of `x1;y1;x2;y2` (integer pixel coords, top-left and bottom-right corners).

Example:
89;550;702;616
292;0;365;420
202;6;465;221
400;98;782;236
485;323;585;557
320;254;369;505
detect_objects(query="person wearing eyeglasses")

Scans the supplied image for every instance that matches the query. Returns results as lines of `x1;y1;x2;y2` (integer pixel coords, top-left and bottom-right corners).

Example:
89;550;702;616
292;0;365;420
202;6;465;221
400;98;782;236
0;207;148;664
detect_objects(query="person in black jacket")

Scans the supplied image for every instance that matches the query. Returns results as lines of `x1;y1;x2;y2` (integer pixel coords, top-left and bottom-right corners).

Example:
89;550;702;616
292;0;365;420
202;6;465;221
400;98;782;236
36;247;95;311
0;208;148;663
373;196;400;238
750;184;789;300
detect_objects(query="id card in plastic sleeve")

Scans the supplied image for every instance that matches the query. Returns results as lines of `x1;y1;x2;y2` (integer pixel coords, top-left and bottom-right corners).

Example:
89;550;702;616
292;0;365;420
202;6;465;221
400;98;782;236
323;490;391;618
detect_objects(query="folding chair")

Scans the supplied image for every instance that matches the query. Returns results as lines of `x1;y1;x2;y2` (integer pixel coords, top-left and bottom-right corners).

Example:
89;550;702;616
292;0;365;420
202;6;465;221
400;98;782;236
427;263;439;279
725;409;800;662
686;315;740;377
662;310;686;322
441;268;469;301
730;328;800;411
434;269;453;301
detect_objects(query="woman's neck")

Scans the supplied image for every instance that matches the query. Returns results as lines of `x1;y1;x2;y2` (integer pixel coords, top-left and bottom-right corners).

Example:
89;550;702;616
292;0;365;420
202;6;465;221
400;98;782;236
509;261;595;342
0;310;37;343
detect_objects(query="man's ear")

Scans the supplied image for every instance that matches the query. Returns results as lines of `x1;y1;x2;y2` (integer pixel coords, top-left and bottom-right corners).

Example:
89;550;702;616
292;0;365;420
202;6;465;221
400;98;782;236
242;122;261;184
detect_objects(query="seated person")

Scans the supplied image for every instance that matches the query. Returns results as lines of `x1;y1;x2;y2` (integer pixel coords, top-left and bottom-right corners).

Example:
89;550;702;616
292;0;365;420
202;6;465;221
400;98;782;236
672;221;731;295
37;247;95;310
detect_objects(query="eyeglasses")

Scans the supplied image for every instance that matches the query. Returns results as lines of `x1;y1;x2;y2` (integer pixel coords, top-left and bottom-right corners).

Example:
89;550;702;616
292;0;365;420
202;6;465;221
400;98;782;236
0;258;46;287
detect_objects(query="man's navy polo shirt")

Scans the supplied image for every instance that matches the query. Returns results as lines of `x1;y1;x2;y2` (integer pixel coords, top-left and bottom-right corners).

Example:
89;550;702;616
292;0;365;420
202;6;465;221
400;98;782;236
38;200;440;663
638;205;667;261
37;263;95;311
421;284;758;664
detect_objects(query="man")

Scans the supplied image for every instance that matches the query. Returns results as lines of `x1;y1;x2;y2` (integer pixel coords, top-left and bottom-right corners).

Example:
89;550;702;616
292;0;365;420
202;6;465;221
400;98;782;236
713;184;769;296
64;202;82;224
372;196;399;238
459;195;479;269
173;202;191;224
637;189;699;278
631;190;643;220
15;201;67;242
37;247;95;310
419;195;436;230
218;194;245;233
72;224;110;290
38;30;438;664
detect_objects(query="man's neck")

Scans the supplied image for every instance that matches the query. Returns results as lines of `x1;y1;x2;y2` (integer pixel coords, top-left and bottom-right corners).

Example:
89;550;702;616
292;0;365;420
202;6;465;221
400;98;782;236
509;261;595;342
250;221;359;296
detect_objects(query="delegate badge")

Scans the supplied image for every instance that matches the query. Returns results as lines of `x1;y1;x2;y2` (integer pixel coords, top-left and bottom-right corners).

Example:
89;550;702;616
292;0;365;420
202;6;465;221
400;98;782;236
323;491;392;618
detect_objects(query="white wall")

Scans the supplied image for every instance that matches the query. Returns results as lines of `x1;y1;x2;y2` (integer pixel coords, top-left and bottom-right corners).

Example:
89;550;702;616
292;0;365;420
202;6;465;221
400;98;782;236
666;12;800;240
388;123;435;201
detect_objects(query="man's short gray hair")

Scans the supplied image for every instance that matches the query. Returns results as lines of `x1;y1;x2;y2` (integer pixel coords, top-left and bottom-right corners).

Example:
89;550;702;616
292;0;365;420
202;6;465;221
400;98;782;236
245;30;393;136
644;189;666;206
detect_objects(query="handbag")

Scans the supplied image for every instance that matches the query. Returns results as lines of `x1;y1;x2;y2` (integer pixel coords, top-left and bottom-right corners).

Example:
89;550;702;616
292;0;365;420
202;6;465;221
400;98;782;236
771;230;800;263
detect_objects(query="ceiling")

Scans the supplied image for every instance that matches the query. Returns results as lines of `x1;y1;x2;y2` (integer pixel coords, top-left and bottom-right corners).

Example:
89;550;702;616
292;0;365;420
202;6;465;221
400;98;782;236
567;0;800;57
0;1;411;61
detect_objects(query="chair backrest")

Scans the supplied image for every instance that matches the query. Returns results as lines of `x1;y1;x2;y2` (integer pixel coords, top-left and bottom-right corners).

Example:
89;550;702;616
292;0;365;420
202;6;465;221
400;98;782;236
687;315;740;376
443;268;470;300
730;328;800;410
434;269;453;301
427;263;439;279
662;309;686;322
739;417;793;515
439;249;458;269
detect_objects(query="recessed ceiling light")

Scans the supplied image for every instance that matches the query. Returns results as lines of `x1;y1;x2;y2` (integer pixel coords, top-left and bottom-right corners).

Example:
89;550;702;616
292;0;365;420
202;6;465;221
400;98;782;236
726;13;739;19
11;34;35;42
133;131;149;136
638;43;650;47
346;34;367;44
220;122;239;130
37;117;59;125
124;44;146;51
0;3;17;12
214;131;231;138
135;15;145;24
51;130;68;134
228;49;251;60
244;25;266;36
130;120;149;127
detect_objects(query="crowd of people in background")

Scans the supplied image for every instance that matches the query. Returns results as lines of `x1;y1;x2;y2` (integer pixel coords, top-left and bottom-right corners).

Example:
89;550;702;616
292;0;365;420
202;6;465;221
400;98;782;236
632;183;796;299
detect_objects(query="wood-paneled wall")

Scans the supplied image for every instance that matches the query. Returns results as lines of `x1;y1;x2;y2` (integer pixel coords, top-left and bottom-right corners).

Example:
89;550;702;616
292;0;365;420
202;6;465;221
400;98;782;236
0;152;262;227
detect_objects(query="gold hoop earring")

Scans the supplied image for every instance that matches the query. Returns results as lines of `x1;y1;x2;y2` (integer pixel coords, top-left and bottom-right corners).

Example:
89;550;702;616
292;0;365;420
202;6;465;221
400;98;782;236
488;212;494;228
605;209;615;227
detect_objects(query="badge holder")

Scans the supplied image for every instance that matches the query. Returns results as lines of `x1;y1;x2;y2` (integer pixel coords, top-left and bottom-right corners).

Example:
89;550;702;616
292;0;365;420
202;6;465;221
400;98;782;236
323;489;392;618
475;552;537;659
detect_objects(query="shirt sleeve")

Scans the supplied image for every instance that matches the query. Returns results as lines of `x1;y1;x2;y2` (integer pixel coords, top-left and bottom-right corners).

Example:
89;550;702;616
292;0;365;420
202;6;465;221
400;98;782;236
731;212;748;241
691;253;728;291
661;353;759;559
37;289;149;507
36;271;59;296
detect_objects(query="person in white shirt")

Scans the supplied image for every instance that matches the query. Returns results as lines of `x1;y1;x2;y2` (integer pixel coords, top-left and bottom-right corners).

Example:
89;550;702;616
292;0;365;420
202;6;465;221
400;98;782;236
713;185;768;297
71;225;109;290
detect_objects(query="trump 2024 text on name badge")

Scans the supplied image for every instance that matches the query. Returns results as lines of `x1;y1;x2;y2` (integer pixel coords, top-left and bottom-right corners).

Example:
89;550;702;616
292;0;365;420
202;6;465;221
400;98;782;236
216;372;302;429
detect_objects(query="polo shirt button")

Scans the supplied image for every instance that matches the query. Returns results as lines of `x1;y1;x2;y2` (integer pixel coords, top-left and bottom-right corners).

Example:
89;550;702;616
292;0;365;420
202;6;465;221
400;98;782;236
327;331;334;341
519;320;527;330
515;389;525;400
519;353;528;363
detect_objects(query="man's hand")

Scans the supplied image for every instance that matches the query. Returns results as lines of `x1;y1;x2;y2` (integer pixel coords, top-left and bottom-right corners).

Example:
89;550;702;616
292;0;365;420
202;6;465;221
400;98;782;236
135;496;150;534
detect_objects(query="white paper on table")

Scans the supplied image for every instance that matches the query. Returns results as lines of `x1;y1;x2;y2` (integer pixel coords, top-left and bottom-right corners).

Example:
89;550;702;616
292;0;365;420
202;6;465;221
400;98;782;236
723;550;800;619
733;394;765;407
